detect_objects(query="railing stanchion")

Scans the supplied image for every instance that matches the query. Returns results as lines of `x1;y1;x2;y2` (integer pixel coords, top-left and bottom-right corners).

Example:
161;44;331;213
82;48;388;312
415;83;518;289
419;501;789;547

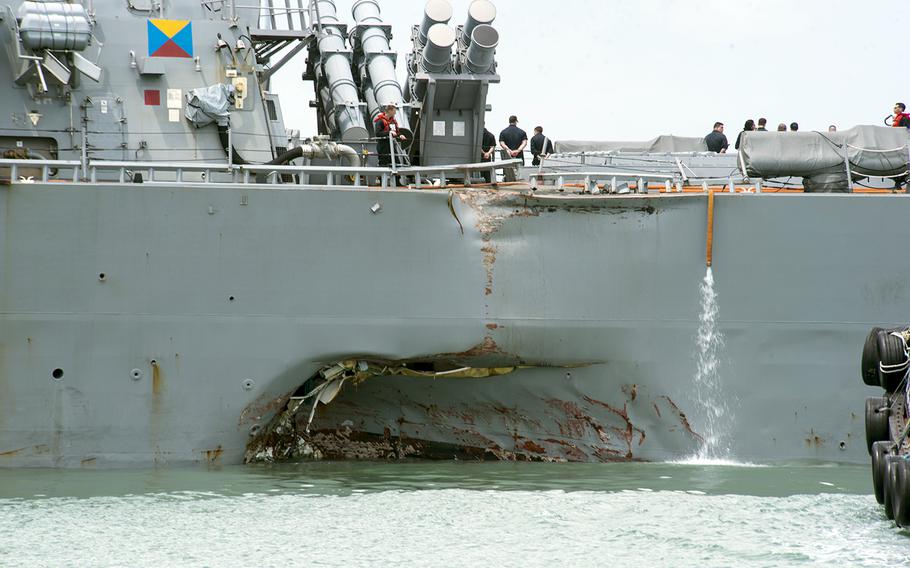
844;144;853;193
80;123;88;181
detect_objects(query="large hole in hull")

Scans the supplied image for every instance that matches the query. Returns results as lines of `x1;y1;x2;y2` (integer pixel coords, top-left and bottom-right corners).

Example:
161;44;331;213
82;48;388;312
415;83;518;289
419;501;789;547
245;358;524;463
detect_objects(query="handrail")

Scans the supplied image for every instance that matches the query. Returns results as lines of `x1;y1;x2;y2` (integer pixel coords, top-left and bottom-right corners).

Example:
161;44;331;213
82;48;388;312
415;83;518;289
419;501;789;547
0;158;82;183
530;171;677;180
83;158;517;189
398;159;520;174
530;169;682;195
7;155;899;194
89;161;231;170
397;159;521;188
0;159;83;167
88;160;393;187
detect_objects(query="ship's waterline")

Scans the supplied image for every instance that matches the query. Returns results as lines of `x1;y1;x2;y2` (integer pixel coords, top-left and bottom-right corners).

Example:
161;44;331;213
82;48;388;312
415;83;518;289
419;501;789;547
0;462;905;567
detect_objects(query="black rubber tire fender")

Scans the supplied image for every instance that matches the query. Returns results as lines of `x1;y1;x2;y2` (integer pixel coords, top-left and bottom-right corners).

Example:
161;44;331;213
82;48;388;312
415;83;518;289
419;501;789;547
862;327;884;386
877;330;907;392
894;458;910;528
866;396;890;455
885;454;900;520
872;441;891;504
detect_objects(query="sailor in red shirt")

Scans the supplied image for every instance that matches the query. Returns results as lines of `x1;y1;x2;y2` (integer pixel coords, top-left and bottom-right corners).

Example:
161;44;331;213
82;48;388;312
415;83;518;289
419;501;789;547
374;104;408;167
891;102;910;128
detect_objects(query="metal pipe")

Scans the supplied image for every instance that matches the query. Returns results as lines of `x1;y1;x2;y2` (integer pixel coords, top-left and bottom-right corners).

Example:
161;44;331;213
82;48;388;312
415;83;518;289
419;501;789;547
351;0;411;135
292;142;361;168
331;143;361;168
418;0;452;45
706;189;715;268
464;24;497;74
460;0;496;47
422;23;456;73
313;0;369;141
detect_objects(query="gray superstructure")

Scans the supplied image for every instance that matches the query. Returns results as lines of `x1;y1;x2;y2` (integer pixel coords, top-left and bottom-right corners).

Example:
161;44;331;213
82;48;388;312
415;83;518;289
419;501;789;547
0;0;909;467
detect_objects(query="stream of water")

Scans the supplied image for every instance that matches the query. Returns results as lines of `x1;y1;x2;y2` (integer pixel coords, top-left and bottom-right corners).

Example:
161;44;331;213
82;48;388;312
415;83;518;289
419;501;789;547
691;267;733;461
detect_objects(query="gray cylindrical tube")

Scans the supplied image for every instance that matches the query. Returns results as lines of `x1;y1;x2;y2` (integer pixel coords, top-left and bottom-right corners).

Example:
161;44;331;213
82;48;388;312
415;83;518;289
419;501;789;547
460;0;496;47
362;77;380;123
313;0;369;141
465;24;498;74
422;23;456;73
418;0;453;45
351;0;411;135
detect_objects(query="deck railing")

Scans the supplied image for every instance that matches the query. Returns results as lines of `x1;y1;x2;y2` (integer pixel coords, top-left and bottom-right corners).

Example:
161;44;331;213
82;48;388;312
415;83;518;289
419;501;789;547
68;158;523;189
0;156;905;194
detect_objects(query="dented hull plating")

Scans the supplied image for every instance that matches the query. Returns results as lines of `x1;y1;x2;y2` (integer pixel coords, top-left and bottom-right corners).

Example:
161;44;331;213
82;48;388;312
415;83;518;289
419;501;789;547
0;182;904;466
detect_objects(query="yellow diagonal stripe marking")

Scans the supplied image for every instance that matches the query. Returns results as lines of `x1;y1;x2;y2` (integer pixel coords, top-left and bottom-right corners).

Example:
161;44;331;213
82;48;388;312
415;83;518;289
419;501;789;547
150;19;189;39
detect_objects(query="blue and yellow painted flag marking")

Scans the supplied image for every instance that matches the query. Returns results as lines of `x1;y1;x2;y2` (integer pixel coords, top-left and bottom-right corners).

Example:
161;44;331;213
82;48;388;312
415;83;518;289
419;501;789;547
147;19;193;58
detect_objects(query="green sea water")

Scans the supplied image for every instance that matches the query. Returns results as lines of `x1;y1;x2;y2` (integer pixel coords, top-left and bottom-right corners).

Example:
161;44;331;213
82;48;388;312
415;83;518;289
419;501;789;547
0;461;906;567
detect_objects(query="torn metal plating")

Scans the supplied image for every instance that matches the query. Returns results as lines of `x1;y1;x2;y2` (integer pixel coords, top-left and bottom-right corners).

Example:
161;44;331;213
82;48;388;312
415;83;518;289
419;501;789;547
244;359;522;463
244;356;705;464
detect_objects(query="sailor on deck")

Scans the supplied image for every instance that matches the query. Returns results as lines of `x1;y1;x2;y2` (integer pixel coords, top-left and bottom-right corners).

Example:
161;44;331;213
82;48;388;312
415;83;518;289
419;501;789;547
530;126;554;166
892;103;910;128
374;104;407;168
499;116;528;182
481;127;497;183
705;122;728;154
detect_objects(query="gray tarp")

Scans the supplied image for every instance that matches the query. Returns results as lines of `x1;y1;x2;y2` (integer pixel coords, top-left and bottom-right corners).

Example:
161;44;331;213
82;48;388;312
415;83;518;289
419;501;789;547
184;84;235;128
739;126;910;179
555;135;708;154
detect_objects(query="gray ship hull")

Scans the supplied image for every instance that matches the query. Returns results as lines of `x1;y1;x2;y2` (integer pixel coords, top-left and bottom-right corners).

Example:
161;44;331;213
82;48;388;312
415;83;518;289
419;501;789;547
0;182;901;466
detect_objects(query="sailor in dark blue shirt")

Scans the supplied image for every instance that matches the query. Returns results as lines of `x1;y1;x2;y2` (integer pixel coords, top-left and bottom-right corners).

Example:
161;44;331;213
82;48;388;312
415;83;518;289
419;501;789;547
499;115;528;181
481;128;496;183
530;126;554;166
704;122;728;154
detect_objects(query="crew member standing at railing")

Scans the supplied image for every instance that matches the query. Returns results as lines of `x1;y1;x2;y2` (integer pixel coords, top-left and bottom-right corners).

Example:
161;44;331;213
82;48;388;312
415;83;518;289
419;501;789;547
481;127;496;183
530;126;554;166
499;115;527;182
374;104;407;167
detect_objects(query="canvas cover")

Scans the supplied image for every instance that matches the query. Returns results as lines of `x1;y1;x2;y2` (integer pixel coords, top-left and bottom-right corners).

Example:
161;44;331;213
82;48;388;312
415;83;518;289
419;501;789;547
554;135;708;154
739;126;910;179
184;84;235;128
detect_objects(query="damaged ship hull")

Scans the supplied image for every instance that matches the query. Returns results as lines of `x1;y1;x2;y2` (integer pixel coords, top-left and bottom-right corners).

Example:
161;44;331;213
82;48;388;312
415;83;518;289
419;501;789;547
0;182;902;466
